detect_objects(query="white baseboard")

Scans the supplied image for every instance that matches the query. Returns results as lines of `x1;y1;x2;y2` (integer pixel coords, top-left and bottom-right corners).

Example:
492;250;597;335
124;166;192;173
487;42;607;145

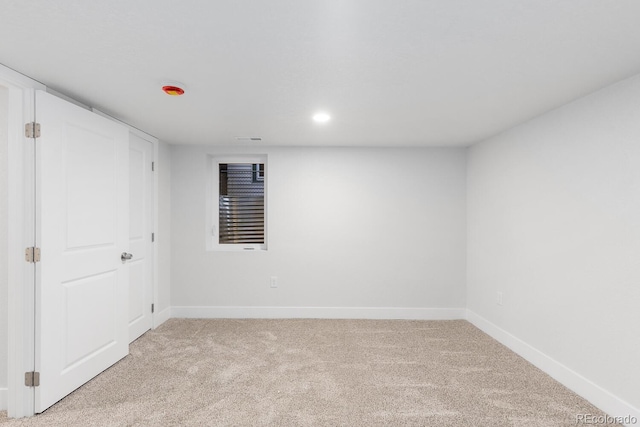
152;306;171;329
171;306;467;320
0;388;7;411
467;310;640;427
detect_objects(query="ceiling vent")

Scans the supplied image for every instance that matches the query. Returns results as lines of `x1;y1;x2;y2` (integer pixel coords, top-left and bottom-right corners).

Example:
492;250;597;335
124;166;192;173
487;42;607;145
235;137;262;141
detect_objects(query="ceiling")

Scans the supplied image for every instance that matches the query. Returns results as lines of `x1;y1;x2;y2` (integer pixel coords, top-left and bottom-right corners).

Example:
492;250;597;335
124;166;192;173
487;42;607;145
2;1;640;147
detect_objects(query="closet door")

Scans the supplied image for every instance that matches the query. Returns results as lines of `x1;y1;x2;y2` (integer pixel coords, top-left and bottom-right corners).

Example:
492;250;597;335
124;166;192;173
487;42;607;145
128;133;153;342
35;90;129;412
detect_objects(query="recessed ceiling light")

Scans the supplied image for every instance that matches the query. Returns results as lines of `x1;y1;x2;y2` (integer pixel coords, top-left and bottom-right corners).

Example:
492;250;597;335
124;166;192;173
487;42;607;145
312;112;331;123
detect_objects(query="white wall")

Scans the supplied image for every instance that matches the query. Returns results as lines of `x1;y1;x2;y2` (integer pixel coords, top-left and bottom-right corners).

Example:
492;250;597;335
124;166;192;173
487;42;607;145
0;85;9;406
467;74;640;416
155;141;171;322
171;146;467;318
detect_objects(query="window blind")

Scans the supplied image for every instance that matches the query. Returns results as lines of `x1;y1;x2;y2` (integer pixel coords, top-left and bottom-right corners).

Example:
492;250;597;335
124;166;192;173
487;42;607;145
219;163;265;244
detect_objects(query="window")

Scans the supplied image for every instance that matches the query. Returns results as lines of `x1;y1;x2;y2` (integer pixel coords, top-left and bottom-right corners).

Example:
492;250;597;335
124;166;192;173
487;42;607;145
208;156;267;251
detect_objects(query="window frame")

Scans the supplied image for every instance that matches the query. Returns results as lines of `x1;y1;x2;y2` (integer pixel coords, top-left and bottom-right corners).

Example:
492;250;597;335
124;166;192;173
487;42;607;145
206;154;268;251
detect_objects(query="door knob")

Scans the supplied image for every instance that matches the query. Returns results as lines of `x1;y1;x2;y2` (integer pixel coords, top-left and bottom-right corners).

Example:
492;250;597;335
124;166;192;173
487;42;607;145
121;252;133;263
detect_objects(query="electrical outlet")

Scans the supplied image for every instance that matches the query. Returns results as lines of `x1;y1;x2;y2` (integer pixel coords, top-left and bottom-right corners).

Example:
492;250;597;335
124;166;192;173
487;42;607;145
270;276;278;288
497;291;503;306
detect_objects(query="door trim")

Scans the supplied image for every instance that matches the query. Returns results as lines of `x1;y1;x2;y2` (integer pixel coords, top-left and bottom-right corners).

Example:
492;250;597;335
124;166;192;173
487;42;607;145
1;64;45;418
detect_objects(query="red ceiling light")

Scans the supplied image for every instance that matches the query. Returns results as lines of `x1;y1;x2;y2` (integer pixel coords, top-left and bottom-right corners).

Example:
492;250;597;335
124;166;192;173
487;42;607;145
162;85;185;96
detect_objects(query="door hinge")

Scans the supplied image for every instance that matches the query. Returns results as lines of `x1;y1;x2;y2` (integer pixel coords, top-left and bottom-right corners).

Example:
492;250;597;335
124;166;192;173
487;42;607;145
151;303;155;314
25;247;41;263
151;232;155;243
25;371;40;387
151;161;155;172
25;122;41;139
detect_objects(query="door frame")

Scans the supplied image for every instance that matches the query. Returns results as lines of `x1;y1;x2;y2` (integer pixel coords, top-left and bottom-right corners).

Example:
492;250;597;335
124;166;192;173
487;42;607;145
1;64;44;418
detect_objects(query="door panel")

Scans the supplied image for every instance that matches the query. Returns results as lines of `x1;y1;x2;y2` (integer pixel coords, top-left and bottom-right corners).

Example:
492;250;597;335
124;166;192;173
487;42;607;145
64;272;117;368
128;133;153;342
65;126;116;247
128;259;145;325
36;90;129;413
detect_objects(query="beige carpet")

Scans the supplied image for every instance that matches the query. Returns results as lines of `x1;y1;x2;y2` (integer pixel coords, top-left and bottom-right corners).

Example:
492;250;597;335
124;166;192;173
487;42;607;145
0;319;618;426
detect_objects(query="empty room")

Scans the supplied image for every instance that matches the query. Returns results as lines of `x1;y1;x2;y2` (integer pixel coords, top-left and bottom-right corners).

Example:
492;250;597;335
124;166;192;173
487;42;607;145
0;1;639;426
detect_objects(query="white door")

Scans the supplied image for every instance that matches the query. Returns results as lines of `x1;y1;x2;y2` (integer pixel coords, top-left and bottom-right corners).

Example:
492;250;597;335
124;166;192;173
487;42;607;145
128;133;153;342
35;90;129;412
